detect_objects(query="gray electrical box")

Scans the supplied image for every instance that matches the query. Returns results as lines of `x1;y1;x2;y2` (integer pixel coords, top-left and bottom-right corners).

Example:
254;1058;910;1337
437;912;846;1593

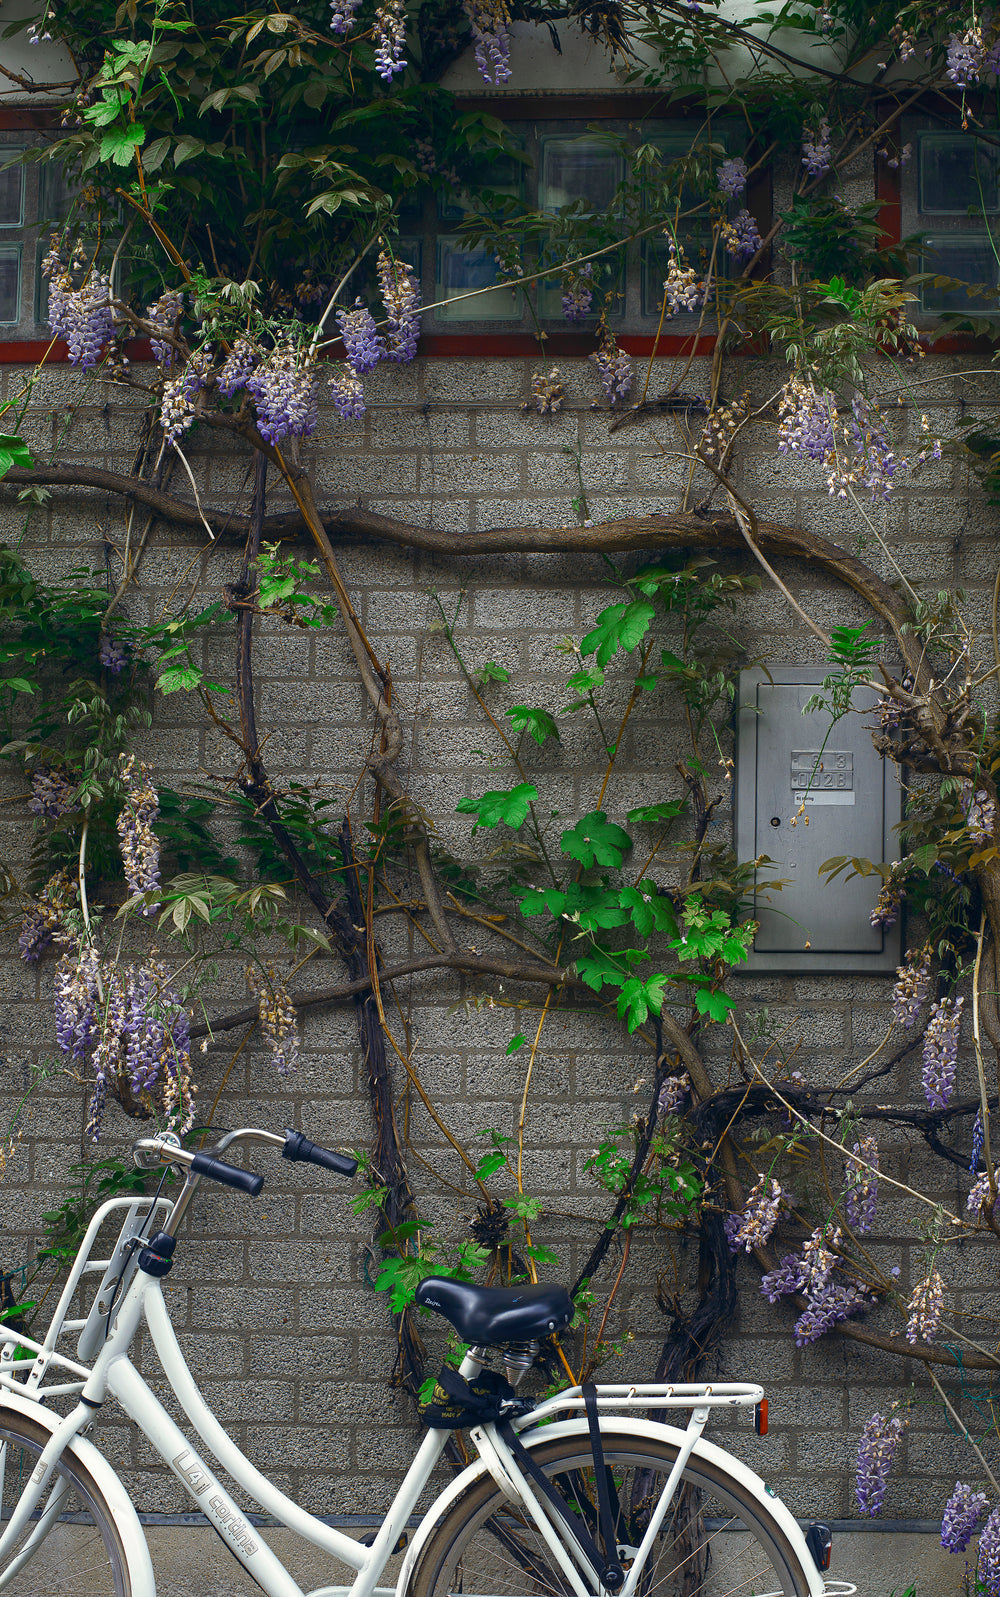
735;667;902;972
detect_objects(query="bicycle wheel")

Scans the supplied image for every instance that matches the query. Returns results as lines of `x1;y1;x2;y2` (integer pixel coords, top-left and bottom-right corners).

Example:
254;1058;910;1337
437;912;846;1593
0;1407;132;1596
411;1429;816;1597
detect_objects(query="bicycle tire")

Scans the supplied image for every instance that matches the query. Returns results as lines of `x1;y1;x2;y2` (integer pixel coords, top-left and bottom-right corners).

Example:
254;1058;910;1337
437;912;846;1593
0;1407;132;1596
410;1428;816;1597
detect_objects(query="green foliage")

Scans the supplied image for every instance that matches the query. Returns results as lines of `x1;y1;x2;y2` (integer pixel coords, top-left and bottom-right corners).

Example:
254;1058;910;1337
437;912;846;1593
581;601;656;669
456;783;538;831
560;811;632;869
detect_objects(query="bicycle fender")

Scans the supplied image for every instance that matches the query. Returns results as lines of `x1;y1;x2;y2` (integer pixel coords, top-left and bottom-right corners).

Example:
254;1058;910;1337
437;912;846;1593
1;1388;157;1596
394;1415;824;1597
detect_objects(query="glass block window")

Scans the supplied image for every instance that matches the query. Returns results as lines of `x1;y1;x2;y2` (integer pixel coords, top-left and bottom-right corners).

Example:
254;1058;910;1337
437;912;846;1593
0;247;22;323
919;134;1000;216
536;254;623;320
920;234;1000;312
0;151;25;229
434;236;520;321
438;147;525;223
539;137;622;216
38;160;76;226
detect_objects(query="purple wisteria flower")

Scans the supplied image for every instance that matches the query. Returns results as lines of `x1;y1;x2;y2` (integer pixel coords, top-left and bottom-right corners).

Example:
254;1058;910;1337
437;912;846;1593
721;209;762;263
527;367;565;413
330;0;362;33
855;1411;905;1516
905;1267;944;1344
658;1072;690;1116
29;764;77;819
247;962;300;1075
870;880;901;929
465;0;512;85
847;397;901;501
980;1505;1000;1595
961;782;997;844
716;156;747;199
116;754;161;910
562;263;594;323
336;298;385;374
892;945;931;1028
776;376;835;460
922;995;963;1110
845;1135;878;1233
590;333;632;407
19;869;74;963
329;365;366;421
44;249;117;369
802;118;833;177
82;955;194;1140
246;345;319;446
760;1253;806;1302
55;942;101;1062
794;1281;871;1346
377;250;421;362
99;633;128;674
374;0;407;80
972;1109;985;1173
726;1174;785;1253
146;290;184;368
947;27;984;86
968;1166;1000;1219
218;338;257;398
942;1483;989;1554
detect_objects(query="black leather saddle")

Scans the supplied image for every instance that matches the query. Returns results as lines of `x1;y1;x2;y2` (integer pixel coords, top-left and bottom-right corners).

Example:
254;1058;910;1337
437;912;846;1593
414;1277;574;1344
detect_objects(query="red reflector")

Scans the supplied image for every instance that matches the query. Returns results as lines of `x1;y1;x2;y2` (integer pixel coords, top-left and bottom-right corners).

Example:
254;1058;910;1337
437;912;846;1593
754;1399;768;1435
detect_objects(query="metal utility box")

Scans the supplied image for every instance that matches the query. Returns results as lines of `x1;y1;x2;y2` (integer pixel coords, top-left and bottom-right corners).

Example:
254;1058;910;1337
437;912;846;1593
735;667;902;972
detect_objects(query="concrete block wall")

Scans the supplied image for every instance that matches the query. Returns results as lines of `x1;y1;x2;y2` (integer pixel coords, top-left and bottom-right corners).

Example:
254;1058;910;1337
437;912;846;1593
0;344;995;1553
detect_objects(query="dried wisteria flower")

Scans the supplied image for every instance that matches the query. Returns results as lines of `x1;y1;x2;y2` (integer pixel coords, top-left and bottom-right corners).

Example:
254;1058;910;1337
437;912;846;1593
967;1166;1000;1219
922;995;963;1110
716;156;747;198
116;754;161;909
218;338;257;398
247;962;300;1075
336;298;384;374
720;209;761;263
941;1482;989;1554
905;1267;944;1344
246;344;319;445
19;869;75;963
979;1504;1000;1594
330;0;362;33
870;880;901;929
377;250;421;361
561;263;594;323
464;0;512;84
892;944;931;1028
657;1072;690;1116
160;351;211;446
526;367;565;414
29;764;77;819
960;783;997;844
801;117;833;177
146;290;184;368
700;392;748;464
374;0;407;81
855;1410;905;1516
845;1135;878;1234
590;333;631;407
726;1175;785;1253
329;365;366;421
43;246;117;369
776;376;835;460
661;240;711;316
99;633;128;674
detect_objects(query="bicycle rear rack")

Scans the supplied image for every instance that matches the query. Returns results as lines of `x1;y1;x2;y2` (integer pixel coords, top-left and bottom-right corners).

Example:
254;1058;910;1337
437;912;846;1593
0;1195;171;1399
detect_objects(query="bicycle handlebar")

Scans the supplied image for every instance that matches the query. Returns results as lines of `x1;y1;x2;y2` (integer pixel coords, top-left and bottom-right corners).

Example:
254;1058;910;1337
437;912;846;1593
190;1151;264;1195
282;1129;357;1177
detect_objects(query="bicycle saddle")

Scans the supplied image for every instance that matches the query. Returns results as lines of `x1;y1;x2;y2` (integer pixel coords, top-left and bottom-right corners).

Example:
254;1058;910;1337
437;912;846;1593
414;1277;574;1344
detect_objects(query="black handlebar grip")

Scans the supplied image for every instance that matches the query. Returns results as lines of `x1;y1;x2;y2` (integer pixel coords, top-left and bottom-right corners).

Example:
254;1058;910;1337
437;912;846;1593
190;1151;265;1195
282;1128;358;1177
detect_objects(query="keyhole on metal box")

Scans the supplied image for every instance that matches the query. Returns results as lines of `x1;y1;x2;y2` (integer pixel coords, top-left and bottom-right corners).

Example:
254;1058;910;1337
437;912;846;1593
770;817;781;827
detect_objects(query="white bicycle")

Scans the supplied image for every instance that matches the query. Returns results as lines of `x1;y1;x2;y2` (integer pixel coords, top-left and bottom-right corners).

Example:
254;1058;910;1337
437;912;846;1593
0;1125;856;1597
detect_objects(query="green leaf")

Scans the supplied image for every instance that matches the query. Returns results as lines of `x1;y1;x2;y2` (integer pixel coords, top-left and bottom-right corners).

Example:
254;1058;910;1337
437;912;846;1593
626;800;686;827
156;664;204;694
456;783;537;832
505;1033;526;1055
99;125;145;167
142;136;171;172
560;810;632;869
616;972;669;1031
478;661;510;684
173;134;206;167
618;883;678;939
581;600;655;668
574;944;647;993
505;705;559;746
694;985;735;1022
0;434;33;478
519;886;568;918
476;1150;507;1180
910;843;938;875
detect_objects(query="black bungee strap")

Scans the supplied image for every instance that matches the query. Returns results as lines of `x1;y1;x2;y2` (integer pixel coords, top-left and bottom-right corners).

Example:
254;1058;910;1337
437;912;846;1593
497;1411;626;1594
